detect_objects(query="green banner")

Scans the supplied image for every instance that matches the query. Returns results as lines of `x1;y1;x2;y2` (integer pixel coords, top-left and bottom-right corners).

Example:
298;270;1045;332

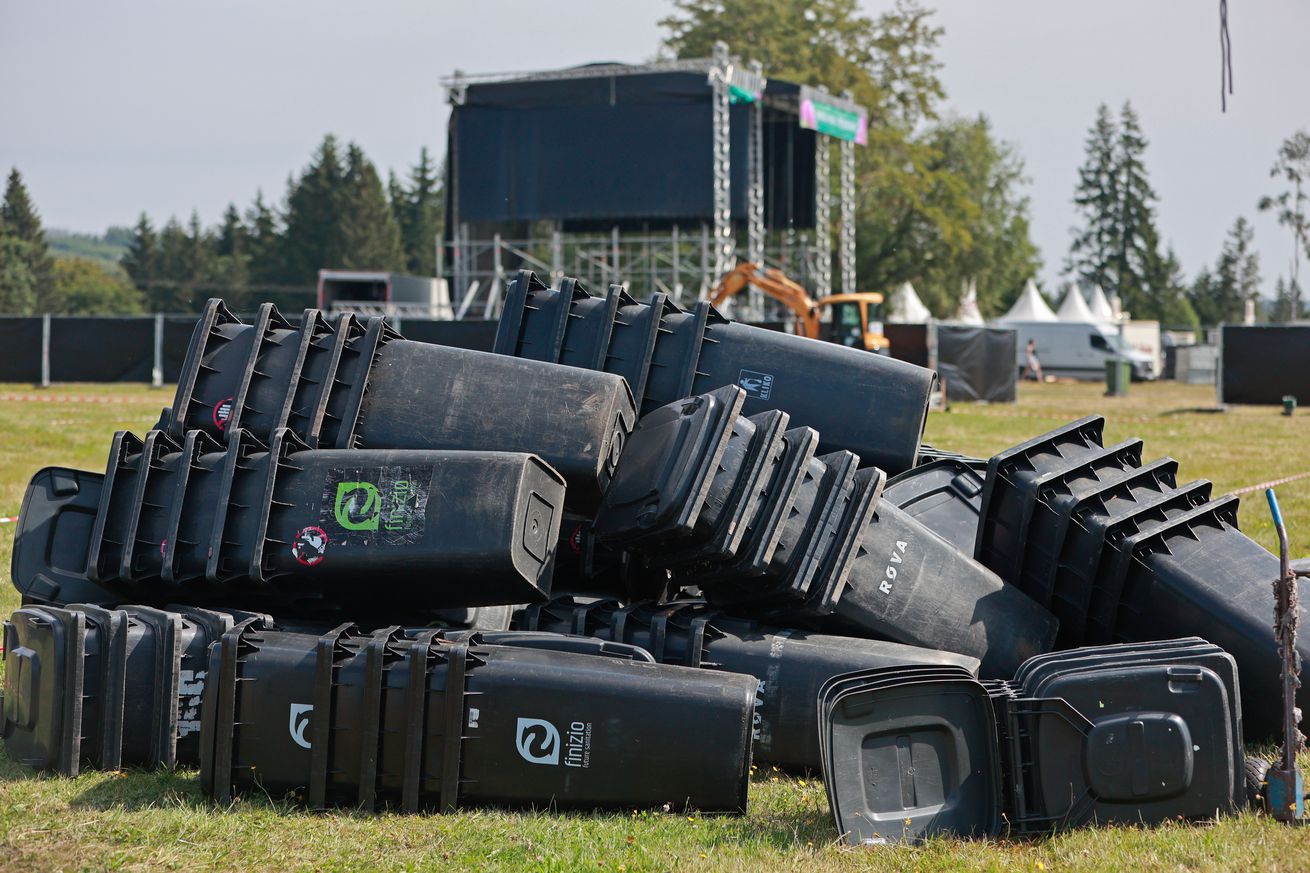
798;86;868;145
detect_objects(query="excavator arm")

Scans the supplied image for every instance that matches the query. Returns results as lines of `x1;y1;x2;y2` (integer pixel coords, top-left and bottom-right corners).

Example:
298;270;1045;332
708;262;820;338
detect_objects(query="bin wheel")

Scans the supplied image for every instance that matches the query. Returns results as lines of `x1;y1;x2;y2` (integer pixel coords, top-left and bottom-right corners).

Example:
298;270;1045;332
1244;755;1271;811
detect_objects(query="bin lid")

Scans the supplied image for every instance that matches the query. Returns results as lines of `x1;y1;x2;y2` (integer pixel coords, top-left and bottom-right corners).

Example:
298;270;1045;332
823;675;1003;844
593;386;745;544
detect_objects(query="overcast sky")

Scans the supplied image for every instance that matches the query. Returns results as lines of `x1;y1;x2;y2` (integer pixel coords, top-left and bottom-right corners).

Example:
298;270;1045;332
2;0;1307;294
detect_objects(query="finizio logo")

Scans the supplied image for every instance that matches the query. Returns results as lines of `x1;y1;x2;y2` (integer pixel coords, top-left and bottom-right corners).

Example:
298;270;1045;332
333;481;381;532
514;717;561;766
289;703;313;749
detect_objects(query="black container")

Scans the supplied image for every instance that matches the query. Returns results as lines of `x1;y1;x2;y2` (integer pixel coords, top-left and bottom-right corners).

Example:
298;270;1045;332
200;622;757;813
161;430;228;585
692;316;936;476
592;386;745;548
1012;439;1145;608
560;284;627;371
657;410;791;569
1045;458;1179;646
167;298;256;438
206;428;276;583
672;426;820;588
1111;495;1310;739
1;606;86;774
225;308;337;440
86;431;146;585
975;416;1106;582
599;289;664;410
241;431;566;606
816;500;1058;679
755;450;861;605
118;430;186;583
343;335;636;513
821;644;1243;844
515;597;979;770
11;467;121;607
641;299;713;415
883;458;986;554
494;275;936;475
0;603;251;774
1082;480;1214;644
492;271;580;363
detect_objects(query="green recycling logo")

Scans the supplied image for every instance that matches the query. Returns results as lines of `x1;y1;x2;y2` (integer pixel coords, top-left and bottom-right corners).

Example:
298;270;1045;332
333;481;381;531
319;465;433;547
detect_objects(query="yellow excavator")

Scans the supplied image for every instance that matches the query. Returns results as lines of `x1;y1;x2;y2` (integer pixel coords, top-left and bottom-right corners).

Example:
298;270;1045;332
709;262;890;353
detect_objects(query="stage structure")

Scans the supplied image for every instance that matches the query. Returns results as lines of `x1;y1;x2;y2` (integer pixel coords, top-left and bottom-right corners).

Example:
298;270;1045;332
441;43;867;319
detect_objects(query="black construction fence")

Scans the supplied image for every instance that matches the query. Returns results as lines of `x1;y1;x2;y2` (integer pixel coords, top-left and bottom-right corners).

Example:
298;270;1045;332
0;315;506;385
1219;324;1310;405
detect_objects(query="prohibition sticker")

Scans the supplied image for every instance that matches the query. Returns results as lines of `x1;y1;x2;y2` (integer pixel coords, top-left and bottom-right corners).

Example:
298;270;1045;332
213;396;234;431
292;526;328;566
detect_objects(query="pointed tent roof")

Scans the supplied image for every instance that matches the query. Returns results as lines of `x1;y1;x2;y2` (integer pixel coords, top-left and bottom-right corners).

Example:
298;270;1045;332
1057;285;1097;322
1087;284;1116;322
998;280;1058;323
888;281;932;323
954;277;985;325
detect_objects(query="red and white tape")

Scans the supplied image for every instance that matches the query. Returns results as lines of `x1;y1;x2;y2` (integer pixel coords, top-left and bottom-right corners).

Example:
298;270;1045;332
0;515;17;524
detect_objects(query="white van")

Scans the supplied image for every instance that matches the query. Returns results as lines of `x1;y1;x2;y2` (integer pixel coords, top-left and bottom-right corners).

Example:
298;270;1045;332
1007;321;1157;381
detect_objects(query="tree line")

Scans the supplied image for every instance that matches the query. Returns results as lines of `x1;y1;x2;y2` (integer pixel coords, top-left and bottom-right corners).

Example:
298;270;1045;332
1065;102;1307;327
120;138;442;312
0;140;442;315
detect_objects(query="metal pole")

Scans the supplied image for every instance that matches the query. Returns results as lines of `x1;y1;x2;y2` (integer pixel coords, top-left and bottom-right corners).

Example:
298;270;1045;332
839;90;857;296
813;88;833;299
700;222;710;299
40;313;51;388
672;224;682;300
152;313;164;387
611;226;621;286
551;225;563;285
709;42;735;288
747;60;766;320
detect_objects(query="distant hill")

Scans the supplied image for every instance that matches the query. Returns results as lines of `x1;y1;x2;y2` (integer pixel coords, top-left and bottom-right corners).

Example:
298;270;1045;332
47;227;131;275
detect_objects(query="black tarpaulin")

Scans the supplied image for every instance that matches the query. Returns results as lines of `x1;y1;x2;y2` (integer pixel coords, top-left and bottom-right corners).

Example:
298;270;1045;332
449;69;815;229
1221;324;1310;404
937;325;1017;403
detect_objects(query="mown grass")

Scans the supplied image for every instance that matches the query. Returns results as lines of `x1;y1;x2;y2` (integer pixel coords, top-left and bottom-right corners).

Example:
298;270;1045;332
1;379;1308;872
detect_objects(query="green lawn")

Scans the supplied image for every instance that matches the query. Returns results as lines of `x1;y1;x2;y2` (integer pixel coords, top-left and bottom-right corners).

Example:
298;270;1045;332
1;380;1308;872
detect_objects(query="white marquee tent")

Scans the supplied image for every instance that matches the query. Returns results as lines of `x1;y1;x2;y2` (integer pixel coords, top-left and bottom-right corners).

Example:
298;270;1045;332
954;277;985;325
1057;285;1097;322
887;281;932;323
997;280;1058;323
1087;285;1116;322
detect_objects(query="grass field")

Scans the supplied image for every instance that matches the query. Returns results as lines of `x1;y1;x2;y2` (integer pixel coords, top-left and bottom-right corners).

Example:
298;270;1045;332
1;380;1308;872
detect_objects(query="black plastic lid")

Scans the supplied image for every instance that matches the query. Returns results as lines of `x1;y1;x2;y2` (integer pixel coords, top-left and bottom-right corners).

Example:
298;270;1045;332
593;386;745;546
824;676;1002;844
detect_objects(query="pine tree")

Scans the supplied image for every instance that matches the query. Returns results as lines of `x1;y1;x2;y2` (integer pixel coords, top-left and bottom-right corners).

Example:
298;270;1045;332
1;168;57;311
121;213;159;288
281;135;346;283
1272;276;1303;322
395;147;443;276
1112;102;1161;314
216;203;247;258
338;143;404;271
1066;105;1119;293
245;191;284;286
1190;217;1260;324
1141;244;1198;328
0;227;37;314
